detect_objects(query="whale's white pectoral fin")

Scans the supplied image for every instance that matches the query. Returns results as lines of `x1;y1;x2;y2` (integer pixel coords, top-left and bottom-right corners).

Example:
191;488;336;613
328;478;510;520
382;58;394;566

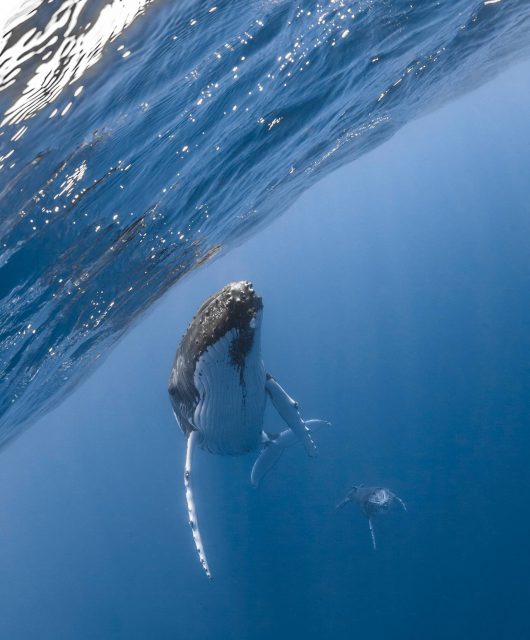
368;518;377;551
184;431;212;579
251;442;284;487
304;419;332;431
395;495;407;512
265;374;318;457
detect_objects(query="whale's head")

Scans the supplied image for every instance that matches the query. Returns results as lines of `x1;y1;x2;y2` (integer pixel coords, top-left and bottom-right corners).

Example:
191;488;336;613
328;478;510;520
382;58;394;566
191;280;263;368
367;488;393;511
213;280;263;339
168;281;264;437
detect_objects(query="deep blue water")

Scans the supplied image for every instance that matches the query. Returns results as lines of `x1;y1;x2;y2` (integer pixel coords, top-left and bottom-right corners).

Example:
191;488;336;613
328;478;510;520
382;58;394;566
1;0;530;439
1;2;530;639
0;57;529;638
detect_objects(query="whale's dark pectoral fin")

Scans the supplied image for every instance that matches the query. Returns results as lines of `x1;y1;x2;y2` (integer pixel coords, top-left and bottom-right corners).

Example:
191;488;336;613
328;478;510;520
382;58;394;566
250;442;285;487
335;497;351;510
265;374;318;457
184;431;212;579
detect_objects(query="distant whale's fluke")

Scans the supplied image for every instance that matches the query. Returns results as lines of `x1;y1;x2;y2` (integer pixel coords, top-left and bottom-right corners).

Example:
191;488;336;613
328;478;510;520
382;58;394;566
337;485;406;550
168;281;330;577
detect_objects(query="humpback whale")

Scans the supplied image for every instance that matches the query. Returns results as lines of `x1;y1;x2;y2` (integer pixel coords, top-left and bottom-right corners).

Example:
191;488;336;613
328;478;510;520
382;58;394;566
168;281;330;578
336;485;406;550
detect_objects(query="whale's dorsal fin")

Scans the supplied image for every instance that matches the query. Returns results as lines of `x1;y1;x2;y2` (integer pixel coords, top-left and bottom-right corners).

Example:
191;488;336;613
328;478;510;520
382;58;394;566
184;431;211;579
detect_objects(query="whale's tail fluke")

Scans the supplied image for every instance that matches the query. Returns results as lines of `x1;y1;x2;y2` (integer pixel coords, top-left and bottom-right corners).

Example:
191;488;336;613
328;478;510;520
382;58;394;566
184;431;211;579
251;419;331;487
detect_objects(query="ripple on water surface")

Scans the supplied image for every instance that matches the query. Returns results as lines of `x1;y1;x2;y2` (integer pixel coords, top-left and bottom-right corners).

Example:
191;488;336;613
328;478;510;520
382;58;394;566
0;0;529;441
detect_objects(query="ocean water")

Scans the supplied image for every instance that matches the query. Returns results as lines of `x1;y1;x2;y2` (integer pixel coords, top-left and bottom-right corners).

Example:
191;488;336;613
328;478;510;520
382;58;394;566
1;58;530;639
1;0;530;439
1;2;530;639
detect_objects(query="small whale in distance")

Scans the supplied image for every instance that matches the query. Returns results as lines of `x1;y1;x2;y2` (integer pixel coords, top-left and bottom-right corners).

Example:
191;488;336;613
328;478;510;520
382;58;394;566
336;485;407;550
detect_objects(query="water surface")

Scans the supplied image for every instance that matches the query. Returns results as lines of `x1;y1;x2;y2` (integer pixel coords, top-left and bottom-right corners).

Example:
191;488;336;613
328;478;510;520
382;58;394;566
1;0;529;439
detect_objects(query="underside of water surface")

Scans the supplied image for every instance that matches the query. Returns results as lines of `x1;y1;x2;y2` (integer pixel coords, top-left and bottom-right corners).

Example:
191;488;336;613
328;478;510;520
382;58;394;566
0;0;529;443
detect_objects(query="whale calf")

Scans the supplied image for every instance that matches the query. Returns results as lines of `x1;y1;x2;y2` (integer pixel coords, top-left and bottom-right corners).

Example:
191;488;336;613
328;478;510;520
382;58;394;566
168;281;330;578
336;485;406;550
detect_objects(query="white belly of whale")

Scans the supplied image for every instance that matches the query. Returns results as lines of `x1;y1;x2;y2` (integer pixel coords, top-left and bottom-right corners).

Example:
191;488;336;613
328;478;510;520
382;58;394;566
193;328;266;455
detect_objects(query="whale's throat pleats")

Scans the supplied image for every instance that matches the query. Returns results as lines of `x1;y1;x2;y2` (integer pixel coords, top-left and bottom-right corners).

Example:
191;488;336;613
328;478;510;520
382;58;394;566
193;326;266;455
